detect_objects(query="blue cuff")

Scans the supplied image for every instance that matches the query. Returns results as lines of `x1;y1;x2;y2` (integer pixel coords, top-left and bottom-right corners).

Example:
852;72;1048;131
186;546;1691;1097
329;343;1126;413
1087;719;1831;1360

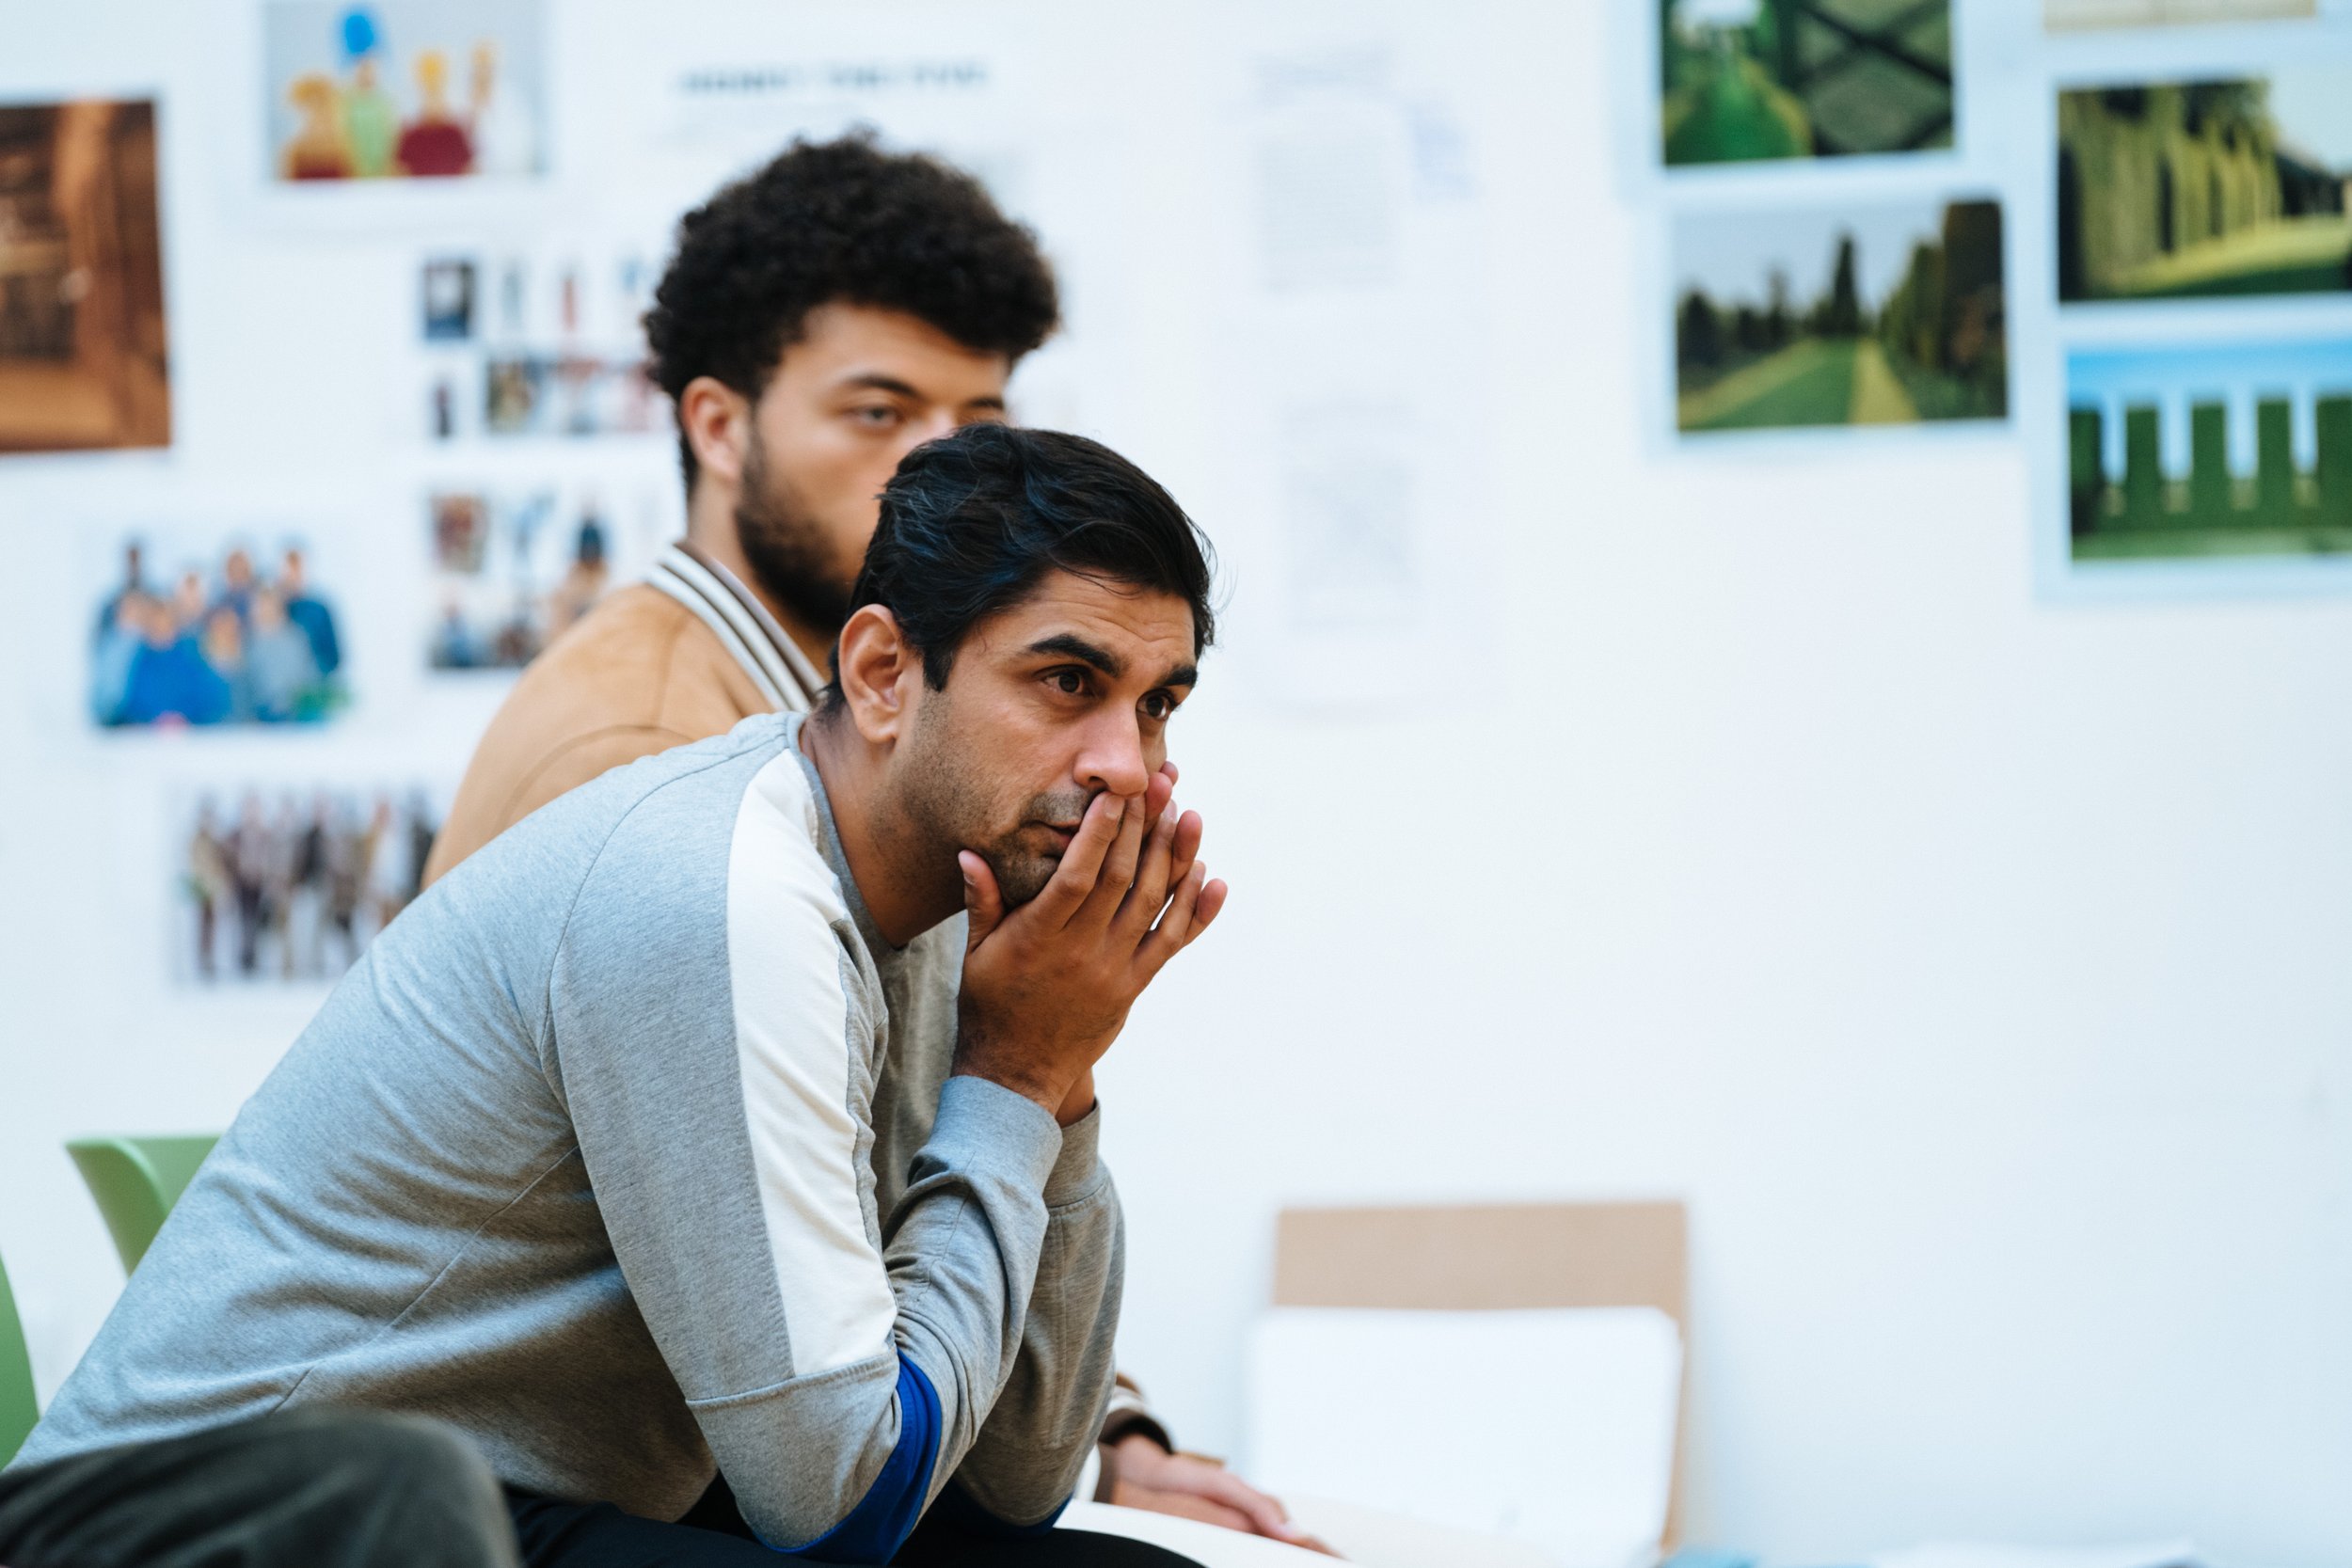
780;1356;942;1563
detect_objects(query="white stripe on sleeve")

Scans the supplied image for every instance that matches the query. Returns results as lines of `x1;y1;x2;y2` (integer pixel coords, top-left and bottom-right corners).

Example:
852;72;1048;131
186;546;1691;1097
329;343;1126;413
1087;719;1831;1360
724;752;898;1375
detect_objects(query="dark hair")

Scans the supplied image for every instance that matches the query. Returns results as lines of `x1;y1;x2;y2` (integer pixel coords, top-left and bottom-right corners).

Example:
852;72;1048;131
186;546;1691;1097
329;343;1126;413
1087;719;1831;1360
644;131;1060;486
830;424;1216;695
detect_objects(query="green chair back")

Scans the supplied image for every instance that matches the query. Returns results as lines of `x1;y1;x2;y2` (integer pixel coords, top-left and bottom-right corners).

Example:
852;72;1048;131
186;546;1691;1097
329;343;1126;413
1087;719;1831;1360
66;1134;220;1275
0;1247;37;1465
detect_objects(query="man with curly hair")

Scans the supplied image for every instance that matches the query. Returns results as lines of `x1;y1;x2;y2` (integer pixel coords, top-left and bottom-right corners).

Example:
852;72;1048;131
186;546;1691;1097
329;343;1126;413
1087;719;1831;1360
420;135;1322;1550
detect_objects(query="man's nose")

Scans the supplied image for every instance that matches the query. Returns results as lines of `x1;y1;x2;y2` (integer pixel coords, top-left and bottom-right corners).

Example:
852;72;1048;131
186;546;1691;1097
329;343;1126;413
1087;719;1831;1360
1076;717;1150;800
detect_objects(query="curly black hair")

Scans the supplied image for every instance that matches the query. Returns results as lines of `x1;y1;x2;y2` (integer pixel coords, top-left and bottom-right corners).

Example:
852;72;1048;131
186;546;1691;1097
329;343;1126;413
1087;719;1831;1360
644;131;1060;486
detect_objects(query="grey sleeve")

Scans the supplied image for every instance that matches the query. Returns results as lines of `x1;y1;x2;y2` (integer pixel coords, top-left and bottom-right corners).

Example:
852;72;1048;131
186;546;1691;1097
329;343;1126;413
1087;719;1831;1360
546;796;1098;1563
912;1103;1125;1528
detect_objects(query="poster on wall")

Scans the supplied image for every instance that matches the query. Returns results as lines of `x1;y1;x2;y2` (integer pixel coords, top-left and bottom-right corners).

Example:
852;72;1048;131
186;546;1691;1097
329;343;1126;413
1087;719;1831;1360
1660;0;1955;167
2066;336;2352;565
90;531;349;729
1673;196;2007;435
0;99;169;454
2058;72;2352;303
415;246;664;442
262;0;546;184
426;482;673;671
171;783;443;986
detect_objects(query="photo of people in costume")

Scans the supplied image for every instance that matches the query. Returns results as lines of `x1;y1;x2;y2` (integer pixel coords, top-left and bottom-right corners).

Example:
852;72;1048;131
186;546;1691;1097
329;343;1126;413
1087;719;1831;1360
263;0;544;183
175;784;442;985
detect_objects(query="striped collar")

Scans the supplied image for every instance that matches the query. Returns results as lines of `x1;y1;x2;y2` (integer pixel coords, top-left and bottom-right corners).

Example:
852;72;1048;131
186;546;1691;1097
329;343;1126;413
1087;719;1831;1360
646;541;828;715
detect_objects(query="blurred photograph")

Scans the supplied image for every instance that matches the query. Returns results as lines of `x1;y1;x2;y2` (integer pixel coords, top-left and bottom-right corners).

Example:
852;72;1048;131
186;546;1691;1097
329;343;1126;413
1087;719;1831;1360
2068;337;2352;561
176;784;441;985
1676;198;2006;434
421;255;474;339
2044;0;2312;29
1661;0;1954;166
0;98;168;452
427;486;613;669
263;0;545;183
90;537;347;728
2058;73;2352;302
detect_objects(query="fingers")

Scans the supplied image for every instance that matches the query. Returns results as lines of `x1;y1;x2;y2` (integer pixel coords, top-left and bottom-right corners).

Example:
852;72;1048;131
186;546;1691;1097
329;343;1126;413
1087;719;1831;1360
1024;788;1125;928
1115;802;1183;935
1074;792;1150;927
1195;1470;1295;1540
958;851;1005;951
1136;861;1225;974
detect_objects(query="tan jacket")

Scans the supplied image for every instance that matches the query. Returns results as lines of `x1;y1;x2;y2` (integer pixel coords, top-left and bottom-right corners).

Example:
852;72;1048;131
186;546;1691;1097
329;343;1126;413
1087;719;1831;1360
423;545;818;886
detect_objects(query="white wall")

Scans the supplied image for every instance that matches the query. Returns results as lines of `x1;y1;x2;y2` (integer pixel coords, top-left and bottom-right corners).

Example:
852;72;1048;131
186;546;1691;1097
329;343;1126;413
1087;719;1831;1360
3;3;2348;1564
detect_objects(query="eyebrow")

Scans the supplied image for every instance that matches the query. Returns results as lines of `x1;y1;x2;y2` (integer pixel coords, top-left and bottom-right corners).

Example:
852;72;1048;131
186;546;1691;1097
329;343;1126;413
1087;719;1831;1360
1026;633;1197;690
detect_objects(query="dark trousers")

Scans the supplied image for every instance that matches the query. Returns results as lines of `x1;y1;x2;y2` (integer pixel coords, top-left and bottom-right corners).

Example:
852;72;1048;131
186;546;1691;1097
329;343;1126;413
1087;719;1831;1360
0;1406;518;1568
513;1475;1206;1567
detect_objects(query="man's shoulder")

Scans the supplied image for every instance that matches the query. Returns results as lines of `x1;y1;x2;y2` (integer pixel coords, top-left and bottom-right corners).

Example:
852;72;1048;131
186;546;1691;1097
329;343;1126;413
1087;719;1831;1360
509;584;752;736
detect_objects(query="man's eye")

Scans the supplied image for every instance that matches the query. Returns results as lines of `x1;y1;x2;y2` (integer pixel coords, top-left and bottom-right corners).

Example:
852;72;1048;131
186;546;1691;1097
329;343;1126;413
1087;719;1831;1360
1050;670;1087;695
1141;693;1173;721
850;405;900;427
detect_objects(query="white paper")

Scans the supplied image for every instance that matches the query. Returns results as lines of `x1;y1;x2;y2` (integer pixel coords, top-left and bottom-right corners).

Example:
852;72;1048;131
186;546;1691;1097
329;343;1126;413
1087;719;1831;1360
1244;1307;1682;1568
1875;1543;2204;1568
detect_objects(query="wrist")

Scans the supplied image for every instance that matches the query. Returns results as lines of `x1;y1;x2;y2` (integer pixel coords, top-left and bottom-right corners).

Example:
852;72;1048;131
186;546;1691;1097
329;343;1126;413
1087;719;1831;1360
1055;1067;1096;1127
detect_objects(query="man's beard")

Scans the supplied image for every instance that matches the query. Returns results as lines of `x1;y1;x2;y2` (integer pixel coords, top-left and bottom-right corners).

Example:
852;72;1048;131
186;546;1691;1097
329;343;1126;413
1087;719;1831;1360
898;708;1090;910
733;429;854;635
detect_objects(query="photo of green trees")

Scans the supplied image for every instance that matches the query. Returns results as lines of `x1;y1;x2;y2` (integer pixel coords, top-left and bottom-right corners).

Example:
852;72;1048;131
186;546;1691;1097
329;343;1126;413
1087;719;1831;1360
1661;0;1954;166
1676;198;2006;434
2058;74;2352;302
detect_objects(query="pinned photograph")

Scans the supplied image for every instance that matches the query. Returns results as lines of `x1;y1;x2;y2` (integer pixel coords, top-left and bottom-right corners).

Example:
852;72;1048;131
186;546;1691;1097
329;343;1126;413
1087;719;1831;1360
0;99;169;453
91;534;348;728
1675;198;2006;435
263;0;545;184
421;255;475;339
176;784;442;986
1661;0;1954;166
2044;0;2312;30
2059;73;2352;301
427;486;615;669
2068;337;2352;562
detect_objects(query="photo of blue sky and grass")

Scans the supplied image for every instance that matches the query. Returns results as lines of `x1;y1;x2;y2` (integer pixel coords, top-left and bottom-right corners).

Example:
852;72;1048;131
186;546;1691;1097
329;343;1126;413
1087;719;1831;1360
2058;72;2352;302
1661;0;1954;166
1675;198;2005;435
2070;339;2352;562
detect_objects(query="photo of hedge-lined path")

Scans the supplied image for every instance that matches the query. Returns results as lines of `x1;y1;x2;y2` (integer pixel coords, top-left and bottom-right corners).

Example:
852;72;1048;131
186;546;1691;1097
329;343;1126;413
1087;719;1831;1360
1675;198;2007;435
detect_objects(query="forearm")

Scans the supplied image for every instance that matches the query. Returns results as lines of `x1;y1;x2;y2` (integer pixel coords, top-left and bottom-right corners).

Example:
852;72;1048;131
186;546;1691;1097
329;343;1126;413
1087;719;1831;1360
946;1105;1123;1527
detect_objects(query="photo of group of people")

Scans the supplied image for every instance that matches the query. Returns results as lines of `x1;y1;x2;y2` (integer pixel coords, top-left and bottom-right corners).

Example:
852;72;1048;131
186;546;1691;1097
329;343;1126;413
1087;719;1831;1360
0;98;169;452
177;785;441;985
91;539;347;728
264;0;545;183
428;486;621;670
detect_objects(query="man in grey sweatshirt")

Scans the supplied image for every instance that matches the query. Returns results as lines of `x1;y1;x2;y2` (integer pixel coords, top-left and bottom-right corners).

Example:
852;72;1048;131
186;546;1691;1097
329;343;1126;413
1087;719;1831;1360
0;424;1227;1568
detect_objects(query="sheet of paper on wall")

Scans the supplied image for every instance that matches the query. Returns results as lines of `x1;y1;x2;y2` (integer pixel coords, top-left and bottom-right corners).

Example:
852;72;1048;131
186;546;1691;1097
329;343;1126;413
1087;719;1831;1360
1245;1307;1682;1568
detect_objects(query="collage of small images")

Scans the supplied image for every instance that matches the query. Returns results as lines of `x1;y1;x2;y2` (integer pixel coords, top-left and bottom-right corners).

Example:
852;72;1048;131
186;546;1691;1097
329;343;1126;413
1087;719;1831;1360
427;483;673;673
416;246;665;443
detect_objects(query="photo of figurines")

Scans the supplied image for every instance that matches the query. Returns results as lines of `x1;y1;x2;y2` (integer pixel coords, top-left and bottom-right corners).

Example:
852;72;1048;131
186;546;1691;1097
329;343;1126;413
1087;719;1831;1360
418;249;663;441
264;0;544;183
1675;198;2005;434
1661;0;1954;166
429;486;646;670
2058;73;2352;303
2045;0;2312;30
177;784;442;986
2068;338;2352;562
92;536;347;728
0;99;168;453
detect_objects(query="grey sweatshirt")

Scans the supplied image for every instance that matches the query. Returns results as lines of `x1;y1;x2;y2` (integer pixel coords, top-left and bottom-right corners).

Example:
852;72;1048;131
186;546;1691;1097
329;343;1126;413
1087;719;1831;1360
15;714;1123;1561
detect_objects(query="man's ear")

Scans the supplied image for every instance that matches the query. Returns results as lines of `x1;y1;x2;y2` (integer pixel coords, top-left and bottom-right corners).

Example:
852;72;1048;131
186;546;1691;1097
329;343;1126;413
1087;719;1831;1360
678;375;751;487
834;605;920;744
